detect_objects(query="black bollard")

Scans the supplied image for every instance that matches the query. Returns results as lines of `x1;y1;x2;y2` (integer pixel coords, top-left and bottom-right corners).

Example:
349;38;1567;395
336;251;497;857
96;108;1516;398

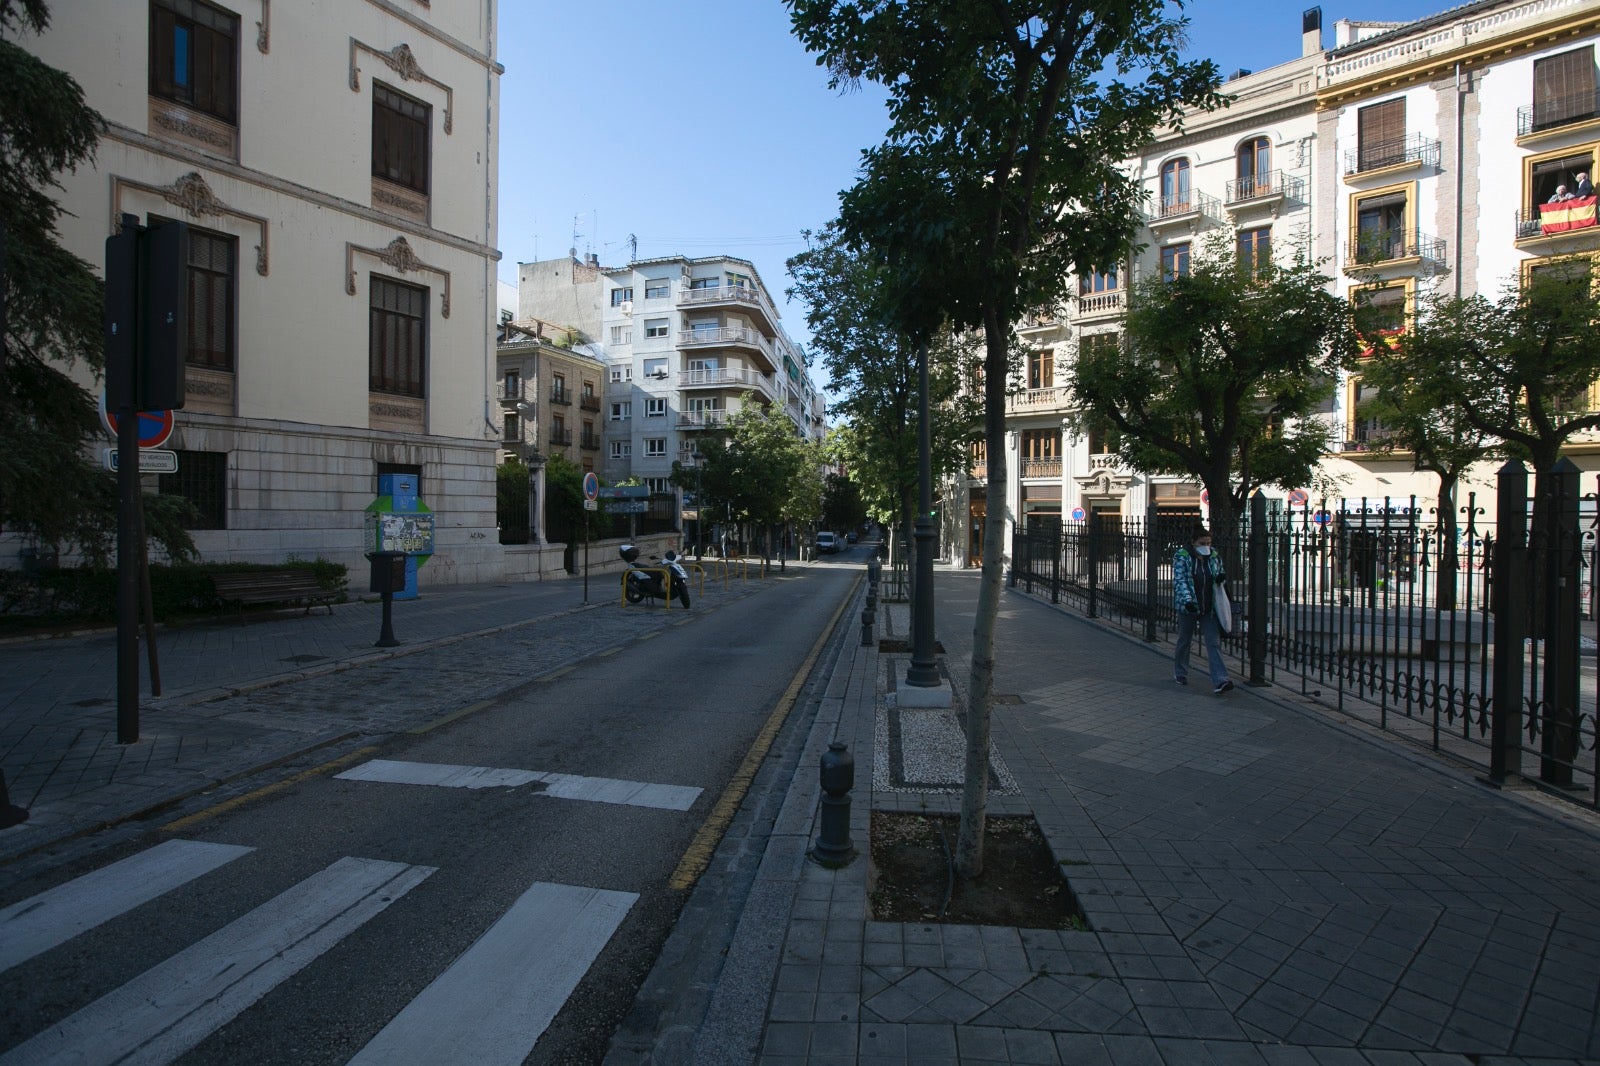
809;741;856;867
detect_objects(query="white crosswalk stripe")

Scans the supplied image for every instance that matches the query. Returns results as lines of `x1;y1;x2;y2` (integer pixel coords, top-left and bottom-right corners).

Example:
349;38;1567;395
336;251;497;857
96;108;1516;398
335;758;703;811
0;839;252;975
0;856;435;1066
348;881;637;1066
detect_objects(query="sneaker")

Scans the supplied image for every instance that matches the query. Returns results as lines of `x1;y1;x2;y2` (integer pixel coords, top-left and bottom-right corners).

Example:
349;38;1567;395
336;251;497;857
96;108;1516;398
1174;676;1187;685
1214;680;1234;695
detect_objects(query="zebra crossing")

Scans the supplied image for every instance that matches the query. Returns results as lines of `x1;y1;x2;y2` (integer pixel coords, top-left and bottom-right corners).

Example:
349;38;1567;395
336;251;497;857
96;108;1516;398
0;758;696;1064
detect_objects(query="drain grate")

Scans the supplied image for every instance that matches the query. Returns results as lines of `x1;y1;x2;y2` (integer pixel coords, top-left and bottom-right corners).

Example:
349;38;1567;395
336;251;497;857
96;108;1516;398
281;654;328;665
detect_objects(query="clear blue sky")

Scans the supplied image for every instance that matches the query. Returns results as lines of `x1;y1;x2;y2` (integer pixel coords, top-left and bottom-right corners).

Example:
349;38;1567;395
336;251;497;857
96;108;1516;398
496;1;1454;353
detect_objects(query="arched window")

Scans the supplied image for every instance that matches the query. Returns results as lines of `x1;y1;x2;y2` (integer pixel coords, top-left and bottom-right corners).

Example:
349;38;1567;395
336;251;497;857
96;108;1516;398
1237;137;1271;198
1160;158;1190;216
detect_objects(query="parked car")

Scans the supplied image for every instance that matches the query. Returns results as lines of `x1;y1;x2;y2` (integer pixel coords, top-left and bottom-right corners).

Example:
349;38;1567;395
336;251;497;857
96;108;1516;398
846;531;858;544
816;532;840;554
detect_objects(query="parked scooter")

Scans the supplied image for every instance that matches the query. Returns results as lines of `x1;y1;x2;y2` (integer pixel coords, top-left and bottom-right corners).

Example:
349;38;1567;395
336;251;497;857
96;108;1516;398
620;544;691;608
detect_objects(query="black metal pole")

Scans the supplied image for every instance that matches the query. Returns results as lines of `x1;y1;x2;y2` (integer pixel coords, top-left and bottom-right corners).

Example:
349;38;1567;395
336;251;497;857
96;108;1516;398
1248;492;1268;685
1489;460;1526;785
906;341;939;688
116;397;140;743
1542;458;1580;786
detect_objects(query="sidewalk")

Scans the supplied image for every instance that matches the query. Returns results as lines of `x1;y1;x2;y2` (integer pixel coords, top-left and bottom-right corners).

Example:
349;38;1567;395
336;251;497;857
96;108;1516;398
688;566;1600;1065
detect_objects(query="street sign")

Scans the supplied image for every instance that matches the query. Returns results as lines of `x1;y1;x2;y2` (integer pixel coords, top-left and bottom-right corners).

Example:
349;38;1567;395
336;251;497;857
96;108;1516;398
99;391;174;448
1070;506;1086;521
596;485;650;499
1287;488;1309;507
603;500;649;513
1312;509;1332;525
104;448;178;473
582;472;599;501
584;499;598;511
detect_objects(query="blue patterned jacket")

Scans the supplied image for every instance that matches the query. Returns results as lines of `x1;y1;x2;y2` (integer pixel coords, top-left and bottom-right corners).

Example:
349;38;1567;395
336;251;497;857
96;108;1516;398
1173;546;1226;613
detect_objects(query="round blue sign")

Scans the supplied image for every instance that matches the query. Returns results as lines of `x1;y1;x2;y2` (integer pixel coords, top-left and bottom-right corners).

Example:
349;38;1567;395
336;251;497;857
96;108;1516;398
1071;506;1086;522
1312;509;1332;524
582;472;599;501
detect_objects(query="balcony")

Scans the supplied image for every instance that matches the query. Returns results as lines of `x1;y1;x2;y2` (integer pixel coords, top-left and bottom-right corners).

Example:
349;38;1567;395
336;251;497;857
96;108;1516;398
1072;289;1124;320
677;284;778;331
579;393;601;413
548;429;573;447
580;432;601;451
497;380;532;411
1515;196;1598;246
1007;385;1072;414
1342;135;1441;179
549;386;572;407
677;411;729;430
1147;189;1222;234
678;365;779;404
677;326;776;373
1517;89;1600;143
1342;228;1446;274
1225;169;1304;213
1020;457;1061;479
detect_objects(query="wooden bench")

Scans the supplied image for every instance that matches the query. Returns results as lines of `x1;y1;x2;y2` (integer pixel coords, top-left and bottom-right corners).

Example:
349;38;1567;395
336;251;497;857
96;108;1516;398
211;570;343;616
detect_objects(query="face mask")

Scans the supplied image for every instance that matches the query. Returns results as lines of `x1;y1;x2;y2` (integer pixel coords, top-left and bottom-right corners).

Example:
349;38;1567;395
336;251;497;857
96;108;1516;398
1195;545;1212;556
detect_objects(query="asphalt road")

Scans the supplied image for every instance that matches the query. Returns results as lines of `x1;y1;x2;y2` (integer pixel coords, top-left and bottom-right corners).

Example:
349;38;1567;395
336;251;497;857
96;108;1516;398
0;565;859;1065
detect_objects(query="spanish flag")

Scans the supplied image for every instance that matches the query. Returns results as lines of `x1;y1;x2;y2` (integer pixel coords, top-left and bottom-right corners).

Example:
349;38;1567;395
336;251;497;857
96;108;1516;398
1358;328;1403;360
1540;195;1598;234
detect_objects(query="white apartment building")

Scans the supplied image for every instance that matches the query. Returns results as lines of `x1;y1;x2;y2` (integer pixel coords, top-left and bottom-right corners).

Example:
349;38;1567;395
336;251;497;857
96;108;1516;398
522;254;825;503
16;0;504;583
957;0;1600;567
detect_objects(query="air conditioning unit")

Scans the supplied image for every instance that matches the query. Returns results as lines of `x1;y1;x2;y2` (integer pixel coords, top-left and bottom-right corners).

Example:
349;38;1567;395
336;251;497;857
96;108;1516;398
620;300;633;316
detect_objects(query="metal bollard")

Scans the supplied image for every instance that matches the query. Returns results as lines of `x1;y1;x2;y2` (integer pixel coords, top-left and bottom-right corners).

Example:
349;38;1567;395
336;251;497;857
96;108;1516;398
809;741;856;867
861;602;875;645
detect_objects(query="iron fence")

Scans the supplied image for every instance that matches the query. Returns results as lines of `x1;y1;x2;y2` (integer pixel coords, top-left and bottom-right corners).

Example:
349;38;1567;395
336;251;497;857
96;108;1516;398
1010;467;1599;810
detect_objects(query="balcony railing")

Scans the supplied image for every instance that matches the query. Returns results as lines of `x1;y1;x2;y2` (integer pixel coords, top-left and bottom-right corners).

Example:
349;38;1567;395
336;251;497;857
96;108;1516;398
1020;457;1061;479
678;366;778;403
1342;134;1441;176
548;429;573;447
1007;385;1072;413
1150;189;1222;225
1073;290;1124;318
1345;228;1446;268
498;380;532;408
677;285;776;323
1518;89;1600;138
677;411;729;430
579;394;601;412
1515;196;1598;240
1225;169;1304;204
550;387;571;406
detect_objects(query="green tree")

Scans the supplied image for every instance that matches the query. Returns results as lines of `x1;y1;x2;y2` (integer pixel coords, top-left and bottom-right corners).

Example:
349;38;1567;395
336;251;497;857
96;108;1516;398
1069;233;1357;541
1347;289;1500;609
717;399;810;566
787;225;980;568
820;470;867;534
789;0;1222;877
2;1;194;563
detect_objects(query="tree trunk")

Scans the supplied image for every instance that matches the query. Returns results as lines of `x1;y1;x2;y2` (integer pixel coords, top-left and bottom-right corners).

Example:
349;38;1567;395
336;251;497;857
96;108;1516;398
1434;472;1460;612
955;327;1008;880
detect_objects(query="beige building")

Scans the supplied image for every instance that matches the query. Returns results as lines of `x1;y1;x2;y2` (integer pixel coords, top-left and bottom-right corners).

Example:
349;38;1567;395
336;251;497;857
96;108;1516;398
15;0;506;584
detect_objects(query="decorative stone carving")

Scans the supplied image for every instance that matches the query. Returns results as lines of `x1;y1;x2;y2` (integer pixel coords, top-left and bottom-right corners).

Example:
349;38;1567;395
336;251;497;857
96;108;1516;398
349;38;454;134
346;237;452;318
255;0;269;53
161;172;225;217
112;173;271;275
380;43;423;81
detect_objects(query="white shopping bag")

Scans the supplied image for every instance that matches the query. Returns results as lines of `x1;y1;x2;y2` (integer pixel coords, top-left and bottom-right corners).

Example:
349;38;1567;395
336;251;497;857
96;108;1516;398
1214;585;1233;635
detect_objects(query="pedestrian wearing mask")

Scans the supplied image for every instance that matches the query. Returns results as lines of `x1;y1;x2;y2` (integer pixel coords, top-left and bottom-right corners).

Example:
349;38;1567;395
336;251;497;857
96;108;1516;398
1173;526;1233;694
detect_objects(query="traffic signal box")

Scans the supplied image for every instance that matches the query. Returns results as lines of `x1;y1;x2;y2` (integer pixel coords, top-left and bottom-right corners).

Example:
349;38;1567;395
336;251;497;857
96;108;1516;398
105;214;188;413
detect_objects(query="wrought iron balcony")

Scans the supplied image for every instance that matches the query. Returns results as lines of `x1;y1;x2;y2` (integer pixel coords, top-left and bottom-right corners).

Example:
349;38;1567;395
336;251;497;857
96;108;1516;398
1516;197;1598;241
579;394;601;412
548;429;573;447
1148;189;1222;229
1342;134;1441;177
1517;89;1600;138
549;386;571;406
580;432;601;451
1225;169;1304;205
1344;228;1446;269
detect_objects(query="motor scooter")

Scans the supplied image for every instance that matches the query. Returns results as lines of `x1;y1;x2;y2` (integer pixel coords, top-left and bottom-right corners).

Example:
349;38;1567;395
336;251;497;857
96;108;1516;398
620;544;691;608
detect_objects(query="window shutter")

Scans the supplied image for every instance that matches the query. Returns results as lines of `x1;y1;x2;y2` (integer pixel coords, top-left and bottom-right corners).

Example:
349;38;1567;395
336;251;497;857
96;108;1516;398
1534;47;1596;129
1357;99;1406;168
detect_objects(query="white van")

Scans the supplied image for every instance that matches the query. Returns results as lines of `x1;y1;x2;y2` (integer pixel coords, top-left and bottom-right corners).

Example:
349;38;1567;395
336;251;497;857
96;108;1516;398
816;532;839;554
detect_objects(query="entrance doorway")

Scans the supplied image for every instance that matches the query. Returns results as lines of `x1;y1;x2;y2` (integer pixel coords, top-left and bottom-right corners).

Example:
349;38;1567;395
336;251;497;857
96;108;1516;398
968;491;986;566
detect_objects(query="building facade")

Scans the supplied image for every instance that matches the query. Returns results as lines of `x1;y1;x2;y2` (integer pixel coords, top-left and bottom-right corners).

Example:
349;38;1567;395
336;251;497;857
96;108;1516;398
16;0;505;583
955;0;1600;567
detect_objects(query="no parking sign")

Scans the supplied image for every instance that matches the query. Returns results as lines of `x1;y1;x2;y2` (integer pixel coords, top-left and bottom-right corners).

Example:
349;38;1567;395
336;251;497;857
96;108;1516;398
1071;506;1086;521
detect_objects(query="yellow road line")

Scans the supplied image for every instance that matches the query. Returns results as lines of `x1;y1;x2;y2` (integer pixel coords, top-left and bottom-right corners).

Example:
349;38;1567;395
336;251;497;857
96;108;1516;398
668;576;860;892
159;745;381;833
409;698;497;736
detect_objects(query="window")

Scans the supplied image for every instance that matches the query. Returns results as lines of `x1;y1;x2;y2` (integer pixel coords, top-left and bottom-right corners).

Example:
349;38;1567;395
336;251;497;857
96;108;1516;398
1529;149;1597;208
726;272;752;289
642;358;669;379
1353;283;1408;357
551;373;568;404
1079;269;1118;294
369;276;427;397
1161;242;1191;280
159;449;227;529
149;0;238;124
610;365;632;383
1028;348;1053;390
1237;227;1270;274
503;370;520;399
1356;99;1406;171
1236;136;1271;195
645;397;667;417
1348;377;1392;448
1020;429;1059;461
610;326;632;345
502;413;520;443
1160;158;1190;215
644;279;670;299
689;277;719;291
610;440;631;459
610;402;631;420
644;438;667;457
1533;47;1597;133
1353;189;1409;263
185;225;235;369
550;413;568;446
644;318;669;339
582;379;597;401
1086;425;1120;456
372;84;430;195
611;286;634;307
645;477;670;495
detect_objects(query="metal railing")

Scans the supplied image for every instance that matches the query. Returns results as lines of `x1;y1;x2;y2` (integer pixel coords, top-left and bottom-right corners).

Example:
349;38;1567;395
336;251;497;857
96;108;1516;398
1008;474;1600;810
550;387;571;406
1225;169;1305;204
1342;134;1442;176
1152;189;1222;222
1517;88;1600;137
1346;228;1446;267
